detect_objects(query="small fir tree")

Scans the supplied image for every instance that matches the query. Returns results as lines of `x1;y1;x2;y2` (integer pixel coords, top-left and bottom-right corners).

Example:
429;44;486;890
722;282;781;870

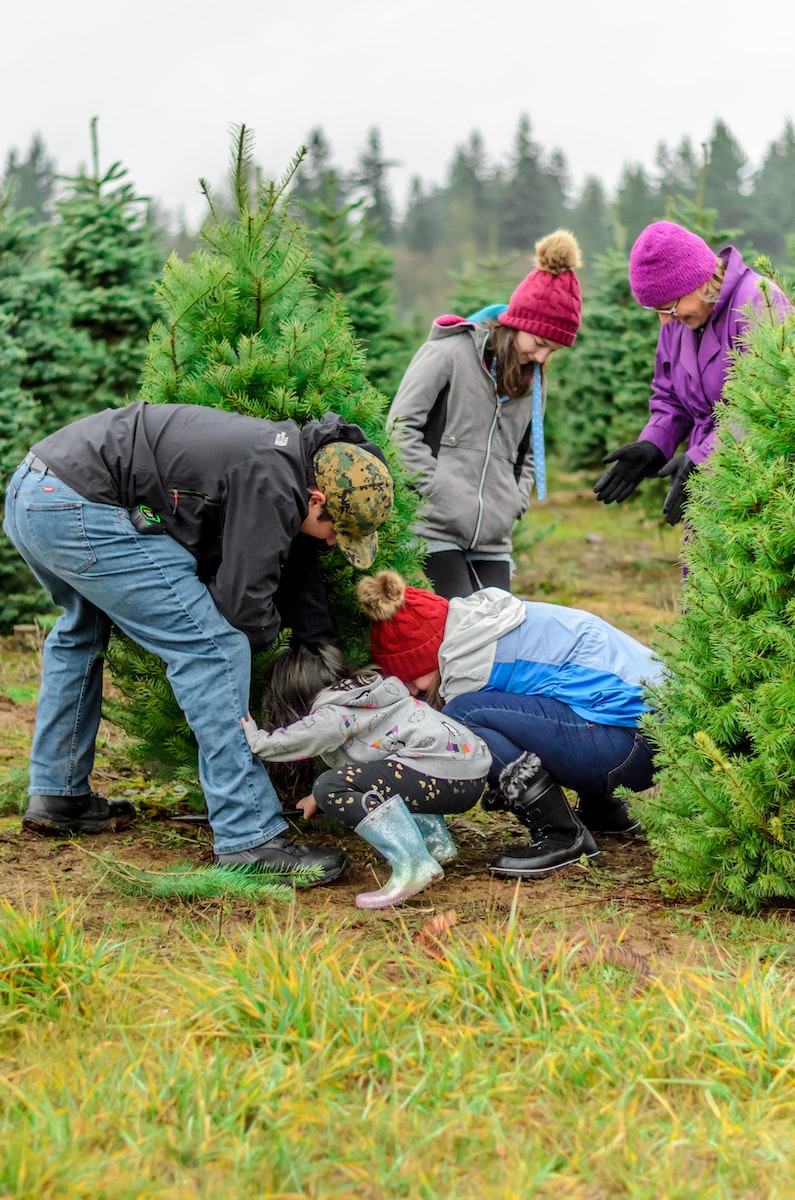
635;279;795;912
104;127;423;781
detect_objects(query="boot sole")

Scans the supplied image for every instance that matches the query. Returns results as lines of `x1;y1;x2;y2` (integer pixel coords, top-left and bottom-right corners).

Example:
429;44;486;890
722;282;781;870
490;850;601;880
22;815;136;836
584;824;644;838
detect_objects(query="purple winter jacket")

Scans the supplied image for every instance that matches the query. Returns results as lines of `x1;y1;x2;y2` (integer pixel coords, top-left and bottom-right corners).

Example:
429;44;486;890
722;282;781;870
638;246;792;465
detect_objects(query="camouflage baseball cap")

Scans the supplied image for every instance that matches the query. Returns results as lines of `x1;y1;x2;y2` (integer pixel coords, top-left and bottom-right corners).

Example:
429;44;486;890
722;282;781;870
313;442;394;569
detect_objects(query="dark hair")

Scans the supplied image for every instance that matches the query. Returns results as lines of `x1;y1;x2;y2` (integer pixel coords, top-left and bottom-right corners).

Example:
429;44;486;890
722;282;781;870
260;643;377;728
258;643;380;803
487;323;535;398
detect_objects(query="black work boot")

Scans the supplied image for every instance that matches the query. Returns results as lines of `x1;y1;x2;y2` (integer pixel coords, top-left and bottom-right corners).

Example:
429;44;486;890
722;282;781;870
214;835;348;886
577;795;643;837
489;752;600;879
23;792;137;835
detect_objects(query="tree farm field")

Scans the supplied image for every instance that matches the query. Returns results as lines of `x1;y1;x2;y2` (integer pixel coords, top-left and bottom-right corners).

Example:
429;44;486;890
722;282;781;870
2;481;795;1199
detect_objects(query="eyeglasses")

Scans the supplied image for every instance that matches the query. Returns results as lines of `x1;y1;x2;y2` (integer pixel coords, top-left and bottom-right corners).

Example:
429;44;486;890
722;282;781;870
647;300;680;318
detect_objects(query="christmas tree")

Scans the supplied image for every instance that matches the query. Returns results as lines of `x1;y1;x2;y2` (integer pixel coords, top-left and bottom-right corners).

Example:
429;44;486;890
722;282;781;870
0;123;162;629
635;275;795;912
104;127;422;782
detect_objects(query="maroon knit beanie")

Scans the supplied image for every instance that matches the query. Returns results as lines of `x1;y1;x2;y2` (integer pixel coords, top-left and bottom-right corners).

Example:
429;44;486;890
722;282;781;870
629;221;717;309
356;570;449;683
498;229;583;347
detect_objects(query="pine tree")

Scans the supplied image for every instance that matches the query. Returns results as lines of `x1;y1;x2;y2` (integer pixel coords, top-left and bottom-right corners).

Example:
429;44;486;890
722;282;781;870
654;136;700;209
0;194;97;627
445;131;493;255
298;178;413;397
498;115;551;252
568;177;612;282
635;281;795;912
43;118;162;421
352;127;397;245
746;120;795;261
103;127;423;780
289;127;347;224
401;176;446;255
615;164;661;245
3;134;55;223
0;125;186;631
702;120;748;234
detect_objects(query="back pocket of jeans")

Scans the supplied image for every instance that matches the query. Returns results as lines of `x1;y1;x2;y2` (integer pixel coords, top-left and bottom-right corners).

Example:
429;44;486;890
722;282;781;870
25;501;97;575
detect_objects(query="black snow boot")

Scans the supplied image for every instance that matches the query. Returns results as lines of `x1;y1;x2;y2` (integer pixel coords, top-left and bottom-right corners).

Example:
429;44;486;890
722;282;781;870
489;752;599;879
577;795;643;837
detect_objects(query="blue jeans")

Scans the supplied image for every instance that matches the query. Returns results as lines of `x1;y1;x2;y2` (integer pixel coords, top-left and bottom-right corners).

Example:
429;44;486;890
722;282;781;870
443;690;654;805
3;462;287;852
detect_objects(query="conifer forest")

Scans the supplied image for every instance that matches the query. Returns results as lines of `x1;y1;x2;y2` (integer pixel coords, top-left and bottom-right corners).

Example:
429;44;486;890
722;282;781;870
2;114;795;914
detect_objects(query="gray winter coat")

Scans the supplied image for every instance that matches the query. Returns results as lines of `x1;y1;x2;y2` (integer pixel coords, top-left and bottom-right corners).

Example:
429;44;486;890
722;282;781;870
386;317;541;555
243;673;491;780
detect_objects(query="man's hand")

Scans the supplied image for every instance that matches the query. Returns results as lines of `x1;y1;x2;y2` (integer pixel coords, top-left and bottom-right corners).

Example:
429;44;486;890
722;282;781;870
658;453;696;525
593;441;666;505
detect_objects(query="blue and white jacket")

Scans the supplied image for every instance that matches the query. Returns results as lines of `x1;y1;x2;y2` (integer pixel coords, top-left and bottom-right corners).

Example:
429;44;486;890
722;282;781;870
438;589;662;727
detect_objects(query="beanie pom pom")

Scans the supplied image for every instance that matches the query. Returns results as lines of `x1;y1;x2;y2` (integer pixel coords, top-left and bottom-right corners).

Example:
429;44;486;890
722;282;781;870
535;230;582;275
356;570;407;621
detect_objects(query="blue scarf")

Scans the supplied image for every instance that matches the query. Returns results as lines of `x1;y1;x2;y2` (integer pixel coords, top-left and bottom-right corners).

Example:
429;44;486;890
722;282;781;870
486;355;546;503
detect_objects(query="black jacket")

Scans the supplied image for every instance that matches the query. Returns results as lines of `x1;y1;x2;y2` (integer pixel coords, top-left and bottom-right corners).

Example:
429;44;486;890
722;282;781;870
34;402;385;648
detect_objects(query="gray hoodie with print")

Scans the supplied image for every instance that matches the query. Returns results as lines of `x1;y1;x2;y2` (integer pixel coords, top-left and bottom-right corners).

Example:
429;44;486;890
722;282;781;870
242;673;491;781
386;317;541;555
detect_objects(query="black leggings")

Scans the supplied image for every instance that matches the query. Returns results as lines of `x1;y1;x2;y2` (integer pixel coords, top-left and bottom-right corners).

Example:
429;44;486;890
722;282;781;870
424;550;511;600
312;759;487;829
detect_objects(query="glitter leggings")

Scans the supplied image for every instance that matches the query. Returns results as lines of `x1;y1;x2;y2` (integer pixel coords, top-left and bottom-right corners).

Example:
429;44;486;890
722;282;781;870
312;759;487;830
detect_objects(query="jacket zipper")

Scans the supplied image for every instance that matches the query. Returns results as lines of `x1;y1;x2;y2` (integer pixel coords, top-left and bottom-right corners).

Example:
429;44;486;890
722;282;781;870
468;365;501;549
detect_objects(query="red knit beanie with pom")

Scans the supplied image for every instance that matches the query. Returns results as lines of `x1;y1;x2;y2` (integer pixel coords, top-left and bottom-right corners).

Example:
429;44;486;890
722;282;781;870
498;229;582;347
356;570;448;682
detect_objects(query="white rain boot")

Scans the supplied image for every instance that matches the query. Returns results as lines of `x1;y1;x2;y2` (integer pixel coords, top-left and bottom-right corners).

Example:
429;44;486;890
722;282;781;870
412;812;458;865
355;793;444;910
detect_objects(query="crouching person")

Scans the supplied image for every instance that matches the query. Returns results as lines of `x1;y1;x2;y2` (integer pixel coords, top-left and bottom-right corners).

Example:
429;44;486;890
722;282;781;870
356;571;661;879
242;643;491;908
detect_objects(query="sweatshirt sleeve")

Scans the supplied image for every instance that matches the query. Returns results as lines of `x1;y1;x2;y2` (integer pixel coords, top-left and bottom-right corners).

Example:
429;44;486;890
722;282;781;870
386;341;452;493
242;703;359;762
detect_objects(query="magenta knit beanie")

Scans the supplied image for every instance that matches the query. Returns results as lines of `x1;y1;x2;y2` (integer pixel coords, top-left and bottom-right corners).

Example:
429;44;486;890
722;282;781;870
356;571;449;683
498;229;582;347
629;221;718;308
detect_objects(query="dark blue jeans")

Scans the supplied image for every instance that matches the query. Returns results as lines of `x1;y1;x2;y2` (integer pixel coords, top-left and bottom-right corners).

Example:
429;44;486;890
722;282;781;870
443;690;654;805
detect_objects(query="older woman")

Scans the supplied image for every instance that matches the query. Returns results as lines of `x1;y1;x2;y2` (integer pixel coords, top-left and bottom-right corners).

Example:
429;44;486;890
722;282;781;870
593;220;792;524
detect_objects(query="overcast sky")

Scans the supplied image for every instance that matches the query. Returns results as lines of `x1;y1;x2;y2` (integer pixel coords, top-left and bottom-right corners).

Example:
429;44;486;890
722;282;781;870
6;0;794;229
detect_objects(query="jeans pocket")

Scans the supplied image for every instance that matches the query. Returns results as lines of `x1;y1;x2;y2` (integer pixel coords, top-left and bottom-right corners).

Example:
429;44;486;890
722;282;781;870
25;501;97;575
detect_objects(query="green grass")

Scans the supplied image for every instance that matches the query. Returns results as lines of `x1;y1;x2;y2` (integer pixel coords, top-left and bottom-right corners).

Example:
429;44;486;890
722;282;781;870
2;902;795;1198
1;480;793;1197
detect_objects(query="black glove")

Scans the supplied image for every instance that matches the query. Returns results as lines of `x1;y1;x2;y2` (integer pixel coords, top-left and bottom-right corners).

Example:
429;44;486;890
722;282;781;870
593;441;666;505
658;453;696;525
